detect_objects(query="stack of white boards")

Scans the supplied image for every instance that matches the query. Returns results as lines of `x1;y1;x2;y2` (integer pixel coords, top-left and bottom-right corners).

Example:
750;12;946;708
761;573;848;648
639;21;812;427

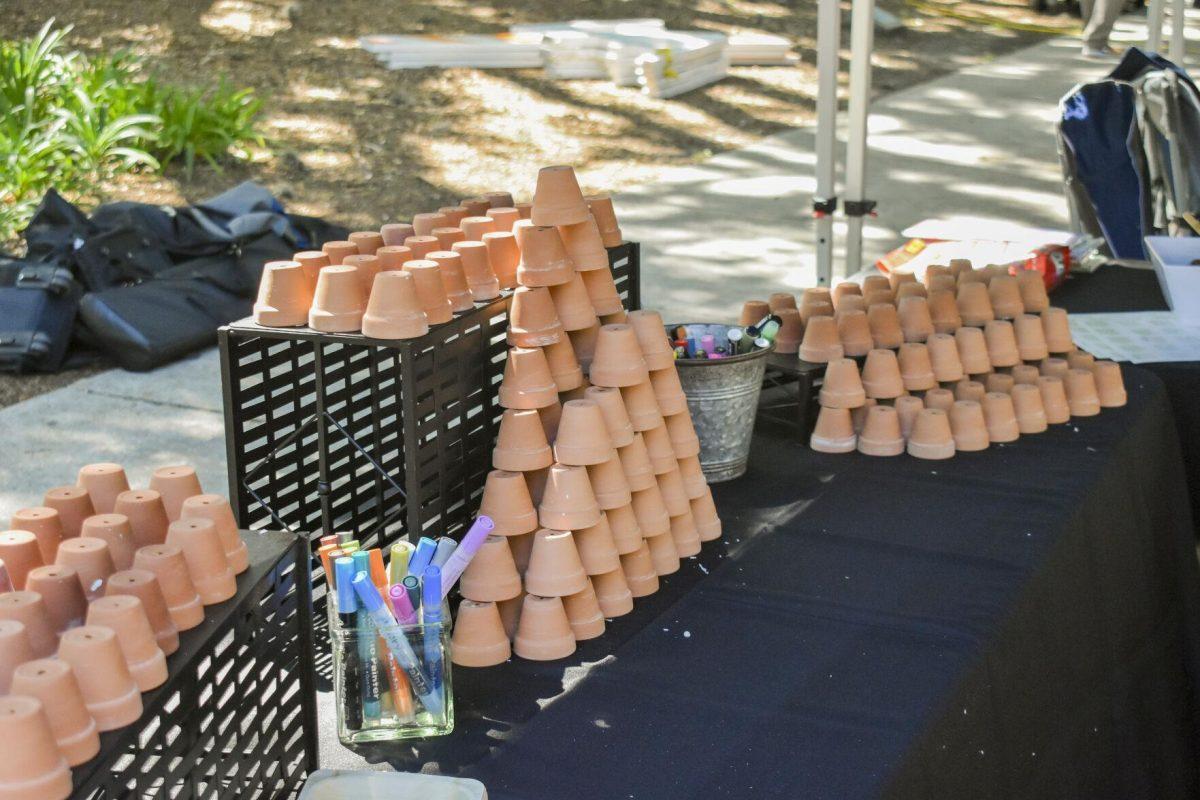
359;33;544;69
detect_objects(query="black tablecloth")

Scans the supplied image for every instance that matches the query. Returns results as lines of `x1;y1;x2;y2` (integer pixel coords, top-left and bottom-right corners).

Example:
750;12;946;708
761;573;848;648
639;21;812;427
1054;265;1200;531
365;368;1200;799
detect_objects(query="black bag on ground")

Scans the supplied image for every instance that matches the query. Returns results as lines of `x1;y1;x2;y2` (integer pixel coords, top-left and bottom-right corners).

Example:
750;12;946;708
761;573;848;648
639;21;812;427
0;258;81;373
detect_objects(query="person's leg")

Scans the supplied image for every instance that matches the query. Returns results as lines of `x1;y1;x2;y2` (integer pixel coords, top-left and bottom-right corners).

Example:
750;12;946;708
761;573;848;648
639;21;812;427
1082;0;1123;49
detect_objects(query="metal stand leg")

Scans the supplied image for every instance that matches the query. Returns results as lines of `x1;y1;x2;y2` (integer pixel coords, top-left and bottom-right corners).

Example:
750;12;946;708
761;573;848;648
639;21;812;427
814;0;841;287
1169;0;1187;65
844;0;877;277
1148;0;1165;52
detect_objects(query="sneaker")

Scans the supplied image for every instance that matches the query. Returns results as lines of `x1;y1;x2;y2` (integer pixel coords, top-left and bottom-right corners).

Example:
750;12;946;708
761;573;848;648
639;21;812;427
1081;45;1121;59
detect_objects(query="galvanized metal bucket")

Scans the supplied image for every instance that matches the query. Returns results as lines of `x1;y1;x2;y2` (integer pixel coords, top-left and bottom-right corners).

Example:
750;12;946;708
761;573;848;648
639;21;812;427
670;323;771;482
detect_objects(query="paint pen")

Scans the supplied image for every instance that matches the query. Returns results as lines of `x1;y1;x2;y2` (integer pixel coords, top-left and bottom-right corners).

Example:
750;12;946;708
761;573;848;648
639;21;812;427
421;566;443;691
430;537;458;569
336;531;355;546
368;549;387;592
439;516;496;601
320;534;338;548
389;584;418;624
759;315;782;342
755;336;771;349
688;337;700;358
341;541;360;554
318;544;339;583
727;328;745;355
403;575;422;614
352;552;382;724
700;334;715;356
351;574;443;717
334;558;364;730
388;541;415;587
325;549;345;589
407;537;438;578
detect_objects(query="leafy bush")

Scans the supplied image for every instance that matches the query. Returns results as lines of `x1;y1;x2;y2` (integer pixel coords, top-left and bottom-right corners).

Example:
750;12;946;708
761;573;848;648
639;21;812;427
0;20;266;242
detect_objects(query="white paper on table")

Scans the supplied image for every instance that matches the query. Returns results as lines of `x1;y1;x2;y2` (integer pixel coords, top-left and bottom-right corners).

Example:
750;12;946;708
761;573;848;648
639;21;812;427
1068;311;1200;364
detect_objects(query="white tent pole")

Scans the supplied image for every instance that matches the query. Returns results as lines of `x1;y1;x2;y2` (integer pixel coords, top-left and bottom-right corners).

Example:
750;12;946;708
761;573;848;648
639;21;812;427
813;0;841;287
844;0;877;277
1147;0;1165;53
1168;0;1186;66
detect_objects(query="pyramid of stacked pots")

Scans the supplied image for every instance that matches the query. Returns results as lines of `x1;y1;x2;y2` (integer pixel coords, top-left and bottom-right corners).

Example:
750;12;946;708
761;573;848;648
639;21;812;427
447;166;722;667
0;464;247;798
745;259;1128;460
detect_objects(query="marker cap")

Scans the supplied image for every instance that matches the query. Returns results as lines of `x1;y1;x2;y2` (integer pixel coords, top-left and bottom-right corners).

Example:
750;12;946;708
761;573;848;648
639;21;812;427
351;573;386;614
334;558;358;614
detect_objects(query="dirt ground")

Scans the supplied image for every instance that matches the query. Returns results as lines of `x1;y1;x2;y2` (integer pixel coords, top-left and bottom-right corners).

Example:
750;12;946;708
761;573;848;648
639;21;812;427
3;0;1079;406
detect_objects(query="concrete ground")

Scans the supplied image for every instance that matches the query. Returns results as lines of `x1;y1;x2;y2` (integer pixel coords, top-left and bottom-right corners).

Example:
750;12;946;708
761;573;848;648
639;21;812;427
0;7;1196;772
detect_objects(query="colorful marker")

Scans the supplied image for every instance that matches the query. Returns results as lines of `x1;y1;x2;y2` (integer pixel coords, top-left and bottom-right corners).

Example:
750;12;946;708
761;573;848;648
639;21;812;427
388;541;415;586
439;516;495;601
422;565;443;691
407;537;438;578
430;537;458;569
351;574;443;717
334;558;363;730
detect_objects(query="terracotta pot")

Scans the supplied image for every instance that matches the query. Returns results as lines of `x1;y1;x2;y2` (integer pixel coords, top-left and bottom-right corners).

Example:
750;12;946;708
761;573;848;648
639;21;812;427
0;619;32;693
556;581;606;641
57;626;142;731
0;530;42;590
1010;383;1048;433
0;695;72;800
523;529;589;598
554;400;613;465
642;423;682;471
580;267;623;316
897;343;936;392
982;392;1020;443
104;570;179;655
459;535;523;601
860;275;888;296
513;595;576;660
927;289;963;335
886;270;914;291
253;261;311;327
54;538;114;602
499;347;558;410
630;481;672;537
572;513;621;575
929;273;958;293
478;470;539;537
954;326;991;375
818;358;866;408
569;323;601;374
1009;364;1039;386
75;463;128;516
646;368;686;420
309;265;365;332
343;256;382;301
377;245;414;271
619;543;659;598
646;527;680;576
923;387;955;412
508;533;534;577
982;319;1020;368
178;495;247;575
1064;368;1101;417
10;658;98;767
482;191;515;209
617;433;657;491
590;568;633;617
0;591;56;659
432;227;466;251
620;379;664;432
514;224;573;286
810;406;856;453
585;194;623;247
1092;360;1127;407
539;465;601;531
985;372;1015;394
451;240;500;301
25;565;86;634
600;310;627;326
1065;350;1094;371
532;165;590;226
461;198;491;217
421;251;472;313
954;379;986;403
479;231;519;290
957;282;995;327
458;216;498;244
957;267;987;286
1040;357;1070;379
896;282;927;302
79;514;136;571
404;235;440;261
1017;270;1050;312
855;405;904;456
557;217;609;271
945;259;972;280
362;270;429;339
623;311;671;372
799;316;844;363
691;489;722;541
494;409;553;471
508;287;565;347
800;287;833;319
851;398;876;434
1041;307;1074;353
604;503;643;555
861;349;904;399
573;387;634;449
655;468;691;519
381;223;415;247
867;304;904;350
924;263;951;285
987;276;1024;319
669;509;702;557
1037;376;1071;424
9;508;61;566
769;292;797;312
897;296;934;343
451;600;510;667
439;207;469;227
497;590;525;640
925;333;964;383
740;300;771;327
403;259;455;325
110;490;168;552
772;308;803;354
321;240;358;265
907;408;956;460
589;324;648;387
893;395;924;438
548;274;599;334
1010;314;1048;362
582;453;631;512
411;213;448;238
164;518;236;605
85;595;167;691
835;310;872;357
486;207;521;233
132;544;204;631
147;466;202;523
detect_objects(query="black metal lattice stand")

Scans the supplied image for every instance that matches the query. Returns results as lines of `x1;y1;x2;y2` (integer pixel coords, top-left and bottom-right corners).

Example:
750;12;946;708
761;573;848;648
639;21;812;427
756;353;826;441
73;530;316;799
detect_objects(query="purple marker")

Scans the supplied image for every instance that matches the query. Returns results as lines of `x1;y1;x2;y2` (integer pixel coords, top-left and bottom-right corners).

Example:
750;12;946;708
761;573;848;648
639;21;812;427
388;584;418;624
700;334;715;356
438;516;495;601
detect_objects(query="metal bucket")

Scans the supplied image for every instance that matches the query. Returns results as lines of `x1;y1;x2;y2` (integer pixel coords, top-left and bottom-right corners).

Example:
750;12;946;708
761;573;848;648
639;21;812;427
670;323;771;482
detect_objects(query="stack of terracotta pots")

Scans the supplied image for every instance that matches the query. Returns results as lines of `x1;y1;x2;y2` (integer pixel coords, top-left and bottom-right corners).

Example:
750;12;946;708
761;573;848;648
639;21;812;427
742;263;1126;461
0;463;246;792
451;166;720;667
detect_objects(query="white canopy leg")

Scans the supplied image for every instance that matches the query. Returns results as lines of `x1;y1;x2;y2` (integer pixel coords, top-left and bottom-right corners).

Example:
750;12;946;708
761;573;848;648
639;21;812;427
844;0;877;277
814;0;842;286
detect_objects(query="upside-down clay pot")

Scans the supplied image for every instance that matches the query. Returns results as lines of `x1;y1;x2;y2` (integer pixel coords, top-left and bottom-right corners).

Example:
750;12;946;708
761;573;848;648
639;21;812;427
0;531;42;590
954;327;992;375
499;347;559;409
926;333;964;383
554;400;614;465
542;399;564;442
837;310;874;357
851;399;876;435
412;213;448;238
642;424;682;471
863;289;894;308
1011;383;1048;433
949;402;990;452
988;276;1024;319
1040;357;1070;380
343;254;382;296
810;406;856;453
590;325;649;387
76;463;129;515
799;316;844;363
907;408;956;460
451;240;500;301
429;251;475;312
691;489;721;541
459;535;523;602
507;533;535;578
888;270;917;291
404;236;440;261
1066;350;1094;371
669;509;702;557
572;513;621;575
132;544;204;631
957;266;986;286
85;595;167;691
362;270;429;339
769;292;797;312
104;570;179;656
112;490;169;551
0;695;72;800
928;290;963;334
148;466;203;523
893;394;925;439
1037;376;1071;424
9;508;61;566
494;410;553;471
25;565;87;634
54;538;114;601
515;224;574;286
923;388;954;412
945;259;971;281
164;518;236;606
862;275;890;296
402;259;454;325
954;379;986;403
0;592;56;660
487;207;521;233
179;495;247;575
819;358;866;408
1093;360;1127;407
656;468;691;519
617;434;657;492
1017;270;1050;312
461;198;491;217
451;600;511;667
839;295;871;317
1011;314;1049;361
620;379;665;432
292;251;330;287
773;308;803;354
928;273;957;294
646;527;680;576
57;626;142;731
548;274;599;334
562;580;607;640
619;543;659;598
625;310;674;371
601;504;640;556
432;227;465;251
10;658;98;766
377;245;413;271
585;386;636;447
896;283;927;302
532;165;590;226
983;320;1020;368
861;349;904;399
585;194;622;247
1065;368;1101;417
322;240;359;266
483;191;515;209
254;261;312;327
496;591;525;640
508;287;565;347
799;288;833;324
479;471;539;537
381;223;415;247
80;514;137;571
897;296;934;343
957;282;995;327
477;231;517;290
309;265;365;332
539;465;601;531
648;367;688;418
587;453;633;511
558;217;609;271
0;619;32;693
986;372;1015;393
630;481;672;537
349;230;384;256
898;343;936;392
740;300;771;327
867;304;904;350
580;268;623;317
524;529;589;598
982;391;1020;443
1010;364;1040;386
513;595;576;661
1041;307;1074;353
590;568;633;619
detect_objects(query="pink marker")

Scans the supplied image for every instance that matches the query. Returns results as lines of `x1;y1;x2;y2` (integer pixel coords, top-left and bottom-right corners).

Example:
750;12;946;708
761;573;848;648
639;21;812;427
388;584;418;624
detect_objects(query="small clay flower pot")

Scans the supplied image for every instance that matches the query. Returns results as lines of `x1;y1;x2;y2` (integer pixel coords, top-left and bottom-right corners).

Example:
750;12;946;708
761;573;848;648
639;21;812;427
837;310;874;357
924;262;951;284
539;402;562;455
428;250;475;312
888;270;917;291
646;527;680;576
648;366;688;418
147;466;203;523
861;274;889;295
377;245;414;271
907;408;956;460
630;481;672;537
458;216;497;243
1041;307;1074;353
1010;364;1040;386
620;379;664;432
643;423;683;470
348;230;383;256
569;323;601;375
499;347;559;409
513;594;577;660
562;580;607;640
656;468;691;519
57;626;142;731
957;282;995;327
669;509;702;557
896;283;927;302
950;398;988;450
508;287;565;347
954;326;992;375
321;240;358;265
581;267;623;316
563;511;618;576
411;213;449;238
132;544;203;631
449;241;499;301
625;310;674;371
508;533;534;577
459;535;523;601
497;591;526;641
810;406;856;453
1037;376;1071;424
773;308;803;354
494;410;553;471
104;569;179;656
1017;270;1050;312
254;261;312;327
452;600;511;667
986;372;1015;393
982;392;1020;443
587;569;632;620
600;310;627;326
461;198;491;217
1011;383;1048;433
486;207;521;233
515;224;574;286
799;316;844;363
9;507;61;567
523;528;589;598
0;530;42;590
580;385;635;448
404;235;441;261
111;490;169;551
799;288;834;323
923;387;955;412
343;254;382;296
178;495;247;575
86;595;167;691
0;592;56;659
851;398;876;435
867;304;904;350
897;296;934;343
1011;314;1049;361
957;266;986;286
477;232;517;290
893;395;924;439
558;217;609;271
1040;357;1070;379
946;259;972;280
0;695;72;800
740;300;771;326
988;276;1024;319
403;259;455;325
549;274;600;333
617;434;657;492
856;405;905;456
601;504;641;556
928;289;962;334
769;292;797;312
898;343;936;392
1065;350;1094;371
864;289;894;308
164;518;236;606
819;358;866;408
590;324;649;387
481;191;514;209
861;349;905;399
80;514;136;571
586;453;633;511
691;489;721;541
954;379;986;403
929;273;958;293
381;223;415;247
532;165;590;226
539;465;601;531
76;463;129;516
845;300;875;321
926;333;964;383
26;565;87;634
432;227;466;251
54;538;114;601
554;400;614;465
479;470;539;537
1064;368;1101;417
585;194;622;247
619;543;659;598
983;320;1020;368
309;265;366;332
10;659;98;766
0;619;32;693
362;270;429;339
1092;360;1127;407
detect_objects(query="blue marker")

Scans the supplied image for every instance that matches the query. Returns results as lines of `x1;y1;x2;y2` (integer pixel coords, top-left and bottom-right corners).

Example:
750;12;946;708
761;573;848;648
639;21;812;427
351;574;443;717
334;558;363;730
407;537;438;578
421;565;443;692
430;537;457;569
352;552;382;723
403;575;422;613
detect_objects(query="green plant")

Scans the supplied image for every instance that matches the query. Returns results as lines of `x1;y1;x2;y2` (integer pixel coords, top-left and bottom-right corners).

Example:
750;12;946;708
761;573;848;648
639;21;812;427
150;79;264;177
